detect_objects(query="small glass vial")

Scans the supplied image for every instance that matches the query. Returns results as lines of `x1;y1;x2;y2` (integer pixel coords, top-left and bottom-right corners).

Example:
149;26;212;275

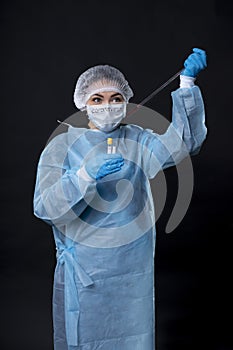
107;138;113;154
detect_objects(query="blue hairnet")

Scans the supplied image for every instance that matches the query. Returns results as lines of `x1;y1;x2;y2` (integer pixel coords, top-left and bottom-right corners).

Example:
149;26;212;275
73;65;134;110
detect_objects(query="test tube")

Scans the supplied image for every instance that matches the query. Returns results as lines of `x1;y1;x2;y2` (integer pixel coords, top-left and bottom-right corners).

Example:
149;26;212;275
107;138;113;154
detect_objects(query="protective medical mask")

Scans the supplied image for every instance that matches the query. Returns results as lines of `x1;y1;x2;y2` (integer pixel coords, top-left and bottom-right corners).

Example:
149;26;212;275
86;103;127;132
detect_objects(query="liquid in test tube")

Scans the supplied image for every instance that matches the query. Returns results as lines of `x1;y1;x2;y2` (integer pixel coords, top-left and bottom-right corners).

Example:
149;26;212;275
107;138;113;154
107;138;117;154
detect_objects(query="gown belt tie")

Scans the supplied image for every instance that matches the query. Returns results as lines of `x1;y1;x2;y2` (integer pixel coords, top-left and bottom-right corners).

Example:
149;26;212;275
57;246;94;346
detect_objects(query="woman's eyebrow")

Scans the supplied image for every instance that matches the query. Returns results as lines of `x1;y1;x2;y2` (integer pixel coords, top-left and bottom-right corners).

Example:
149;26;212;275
92;93;104;98
111;93;122;97
91;93;122;98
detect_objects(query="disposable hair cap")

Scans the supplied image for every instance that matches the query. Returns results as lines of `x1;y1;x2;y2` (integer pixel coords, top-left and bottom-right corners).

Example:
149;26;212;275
73;65;134;110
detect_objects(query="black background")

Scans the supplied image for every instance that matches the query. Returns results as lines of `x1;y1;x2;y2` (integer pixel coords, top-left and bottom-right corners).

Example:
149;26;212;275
1;0;233;349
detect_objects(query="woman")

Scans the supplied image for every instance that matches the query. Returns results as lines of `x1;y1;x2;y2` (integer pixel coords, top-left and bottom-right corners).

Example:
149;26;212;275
33;48;207;350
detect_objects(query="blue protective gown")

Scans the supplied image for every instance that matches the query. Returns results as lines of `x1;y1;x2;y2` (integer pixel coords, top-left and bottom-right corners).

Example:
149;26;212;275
33;86;207;350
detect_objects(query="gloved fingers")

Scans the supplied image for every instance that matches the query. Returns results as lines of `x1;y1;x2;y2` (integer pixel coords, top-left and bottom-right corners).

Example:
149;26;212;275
184;54;199;66
185;55;205;71
184;56;192;68
191;49;207;68
105;160;124;170
106;166;122;175
96;162;123;179
182;48;207;77
192;47;206;56
196;52;207;68
191;52;207;69
95;158;124;179
105;158;124;166
184;55;205;75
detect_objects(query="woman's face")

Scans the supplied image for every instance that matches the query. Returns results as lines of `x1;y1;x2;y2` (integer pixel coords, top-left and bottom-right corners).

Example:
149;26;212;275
86;91;125;106
86;91;126;130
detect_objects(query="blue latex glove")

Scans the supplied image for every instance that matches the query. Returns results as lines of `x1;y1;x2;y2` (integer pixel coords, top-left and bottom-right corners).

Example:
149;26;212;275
85;153;124;181
181;48;207;77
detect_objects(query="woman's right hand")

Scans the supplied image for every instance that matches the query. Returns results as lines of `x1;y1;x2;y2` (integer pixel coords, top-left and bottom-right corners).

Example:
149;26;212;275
85;153;124;180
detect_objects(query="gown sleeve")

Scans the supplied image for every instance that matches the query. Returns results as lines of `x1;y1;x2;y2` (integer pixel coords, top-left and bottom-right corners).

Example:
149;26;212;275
33;132;96;226
140;85;207;179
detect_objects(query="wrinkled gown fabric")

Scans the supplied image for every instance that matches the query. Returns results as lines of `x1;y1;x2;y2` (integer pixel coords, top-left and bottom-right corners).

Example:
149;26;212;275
33;86;207;350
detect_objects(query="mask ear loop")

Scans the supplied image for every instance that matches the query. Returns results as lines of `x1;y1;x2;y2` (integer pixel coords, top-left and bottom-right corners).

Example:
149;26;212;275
57;120;72;127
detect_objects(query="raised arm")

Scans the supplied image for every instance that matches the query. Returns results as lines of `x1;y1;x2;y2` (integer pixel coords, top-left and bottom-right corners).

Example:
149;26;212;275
140;48;208;178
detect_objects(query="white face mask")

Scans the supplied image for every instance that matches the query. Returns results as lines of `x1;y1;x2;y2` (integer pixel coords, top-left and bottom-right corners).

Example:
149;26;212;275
86;103;126;132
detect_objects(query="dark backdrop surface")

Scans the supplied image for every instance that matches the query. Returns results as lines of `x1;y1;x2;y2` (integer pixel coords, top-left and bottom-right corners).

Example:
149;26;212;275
1;0;233;349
